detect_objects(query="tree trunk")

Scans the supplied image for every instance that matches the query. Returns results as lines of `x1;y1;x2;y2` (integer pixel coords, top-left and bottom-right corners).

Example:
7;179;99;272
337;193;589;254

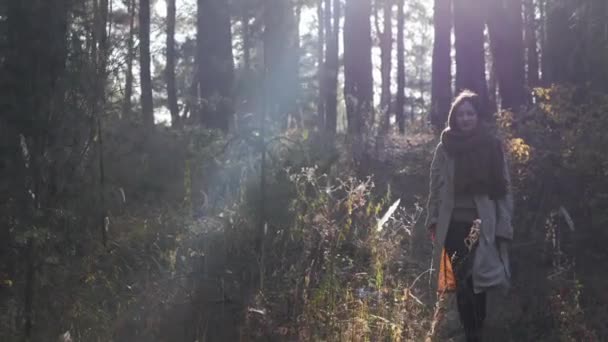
263;0;297;129
539;0;548;84
98;0;110;247
283;1;300;129
317;0;326;128
324;0;340;135
242;5;251;72
98;0;109;67
91;0;99;62
486;0;527;112
488;52;499;113
524;0;539;88
344;0;374;135
123;0;135;118
430;0;452;129
3;0;69;338
453;0;488;116
380;0;393;124
197;0;235;132
237;2;254;122
291;2;303;128
396;0;405;133
23;238;34;342
543;1;577;85
166;0;180;127
139;0;154;128
453;0;489;117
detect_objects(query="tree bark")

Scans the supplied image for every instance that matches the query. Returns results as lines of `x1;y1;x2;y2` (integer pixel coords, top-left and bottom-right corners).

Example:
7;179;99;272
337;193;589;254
430;0;452;129
291;2;303;128
453;0;489;117
98;0;110;248
3;0;69;338
166;0;180;126
488;51;499;113
197;0;235;131
524;0;539;88
324;0;339;135
543;1;577;86
344;0;374;135
380;0;393;124
139;0;154;128
486;0;527;112
242;5;251;72
123;0;135;118
262;0;298;129
396;0;405;133
539;0;548;84
317;0;326;128
237;2;254;121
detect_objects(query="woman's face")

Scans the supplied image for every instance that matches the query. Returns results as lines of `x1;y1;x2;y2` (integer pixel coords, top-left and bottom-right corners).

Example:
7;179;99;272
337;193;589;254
454;101;479;133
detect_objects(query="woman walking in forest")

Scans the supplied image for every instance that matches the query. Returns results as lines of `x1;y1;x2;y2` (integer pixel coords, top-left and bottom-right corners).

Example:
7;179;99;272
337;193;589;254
426;90;513;342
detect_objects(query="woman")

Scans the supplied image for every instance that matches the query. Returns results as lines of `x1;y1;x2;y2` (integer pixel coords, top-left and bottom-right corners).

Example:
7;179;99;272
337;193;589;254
426;90;513;342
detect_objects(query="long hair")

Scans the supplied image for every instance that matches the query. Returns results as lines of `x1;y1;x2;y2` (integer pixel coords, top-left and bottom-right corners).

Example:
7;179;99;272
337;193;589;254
446;90;485;131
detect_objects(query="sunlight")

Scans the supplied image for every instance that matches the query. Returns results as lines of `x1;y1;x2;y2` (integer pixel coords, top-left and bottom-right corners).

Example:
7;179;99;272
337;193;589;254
154;0;167;18
300;6;316;37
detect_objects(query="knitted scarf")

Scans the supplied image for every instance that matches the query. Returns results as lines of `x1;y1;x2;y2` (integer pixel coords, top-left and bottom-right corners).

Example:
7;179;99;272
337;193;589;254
440;126;507;200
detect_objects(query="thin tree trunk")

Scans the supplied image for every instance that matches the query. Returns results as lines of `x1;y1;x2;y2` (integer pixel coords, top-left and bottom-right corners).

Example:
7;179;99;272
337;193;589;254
97;0;110;247
166;0;180;126
281;1;299;129
539;0;549;85
524;0;539;88
430;0;452;129
418;74;425;116
98;0;109;66
486;0;526;111
23;238;34;342
344;0;374;135
196;0;204;124
453;0;489;116
396;0;405;133
139;0;154;128
410;94;415;122
543;0;568;85
97;113;107;247
123;0;135;118
324;0;339;135
488;52;499;113
291;2;303;128
317;0;326;128
242;5;251;72
197;0;234;131
237;2;253;124
91;0;99;61
380;0;393;129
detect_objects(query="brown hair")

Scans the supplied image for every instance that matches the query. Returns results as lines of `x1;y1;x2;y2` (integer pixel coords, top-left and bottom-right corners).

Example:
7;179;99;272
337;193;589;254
446;90;484;131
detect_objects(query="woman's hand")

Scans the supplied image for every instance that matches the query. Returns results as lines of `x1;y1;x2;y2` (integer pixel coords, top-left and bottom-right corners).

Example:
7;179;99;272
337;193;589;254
427;223;437;242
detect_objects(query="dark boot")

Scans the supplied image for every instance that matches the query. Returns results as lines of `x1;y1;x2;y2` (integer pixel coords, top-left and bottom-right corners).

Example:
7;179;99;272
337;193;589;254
457;279;485;342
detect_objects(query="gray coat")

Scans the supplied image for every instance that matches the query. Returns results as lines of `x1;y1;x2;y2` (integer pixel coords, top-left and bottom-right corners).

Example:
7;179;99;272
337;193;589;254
426;142;513;294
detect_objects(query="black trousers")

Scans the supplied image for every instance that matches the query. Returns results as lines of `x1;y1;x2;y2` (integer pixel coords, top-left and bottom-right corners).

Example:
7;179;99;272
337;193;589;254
444;221;487;341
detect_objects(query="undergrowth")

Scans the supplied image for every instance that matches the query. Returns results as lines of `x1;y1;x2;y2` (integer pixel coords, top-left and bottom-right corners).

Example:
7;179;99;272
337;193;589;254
242;163;433;341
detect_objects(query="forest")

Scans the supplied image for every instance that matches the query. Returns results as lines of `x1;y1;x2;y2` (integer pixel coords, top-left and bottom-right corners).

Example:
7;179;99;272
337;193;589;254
1;0;608;341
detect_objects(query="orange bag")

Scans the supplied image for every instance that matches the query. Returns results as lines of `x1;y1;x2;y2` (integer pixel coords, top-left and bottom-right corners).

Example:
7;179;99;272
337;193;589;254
438;248;456;292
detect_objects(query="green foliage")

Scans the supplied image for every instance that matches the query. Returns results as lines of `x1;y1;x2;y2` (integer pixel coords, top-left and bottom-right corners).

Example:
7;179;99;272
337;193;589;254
500;86;608;237
498;86;608;339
